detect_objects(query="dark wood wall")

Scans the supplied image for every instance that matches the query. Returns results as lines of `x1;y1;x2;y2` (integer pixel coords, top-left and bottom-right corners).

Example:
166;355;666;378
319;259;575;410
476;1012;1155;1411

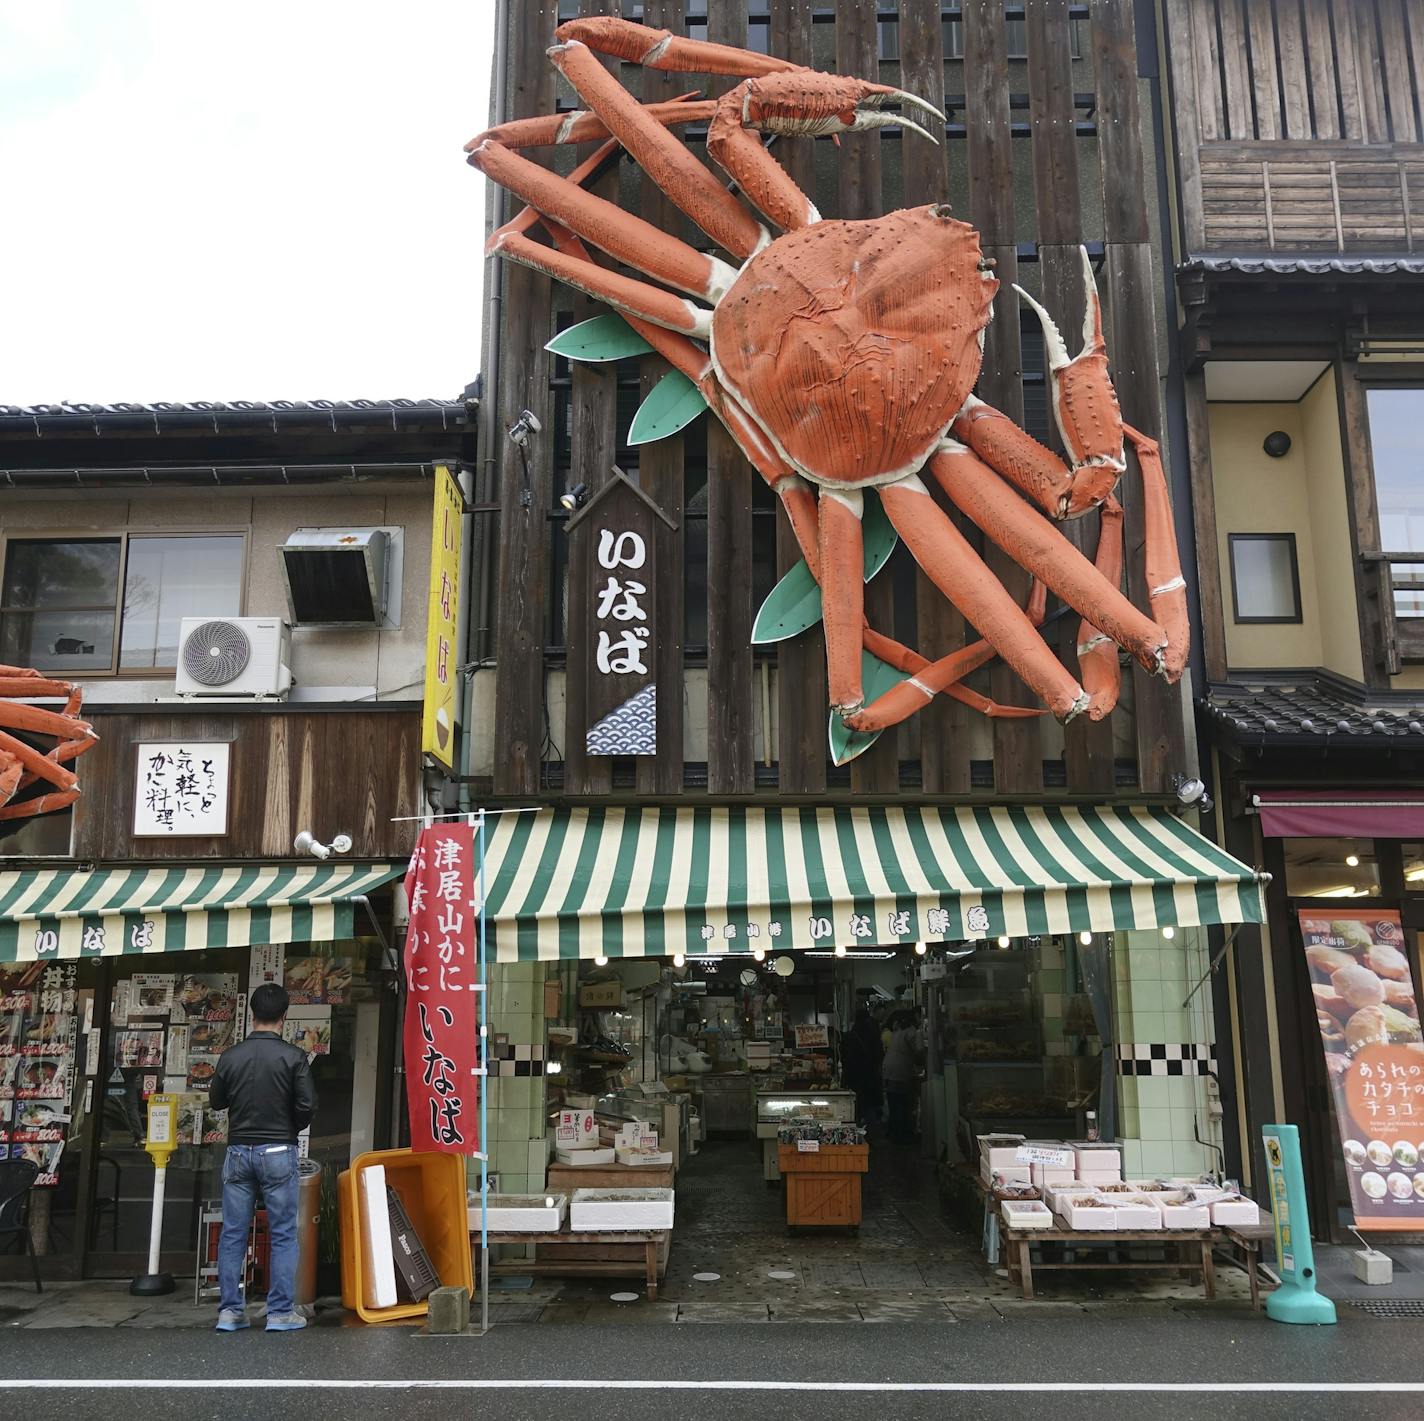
488;0;1188;799
1167;0;1424;254
73;708;420;861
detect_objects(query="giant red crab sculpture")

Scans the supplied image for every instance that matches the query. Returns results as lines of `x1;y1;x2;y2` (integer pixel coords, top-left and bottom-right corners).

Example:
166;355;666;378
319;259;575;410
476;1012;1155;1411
467;18;1187;744
0;665;97;822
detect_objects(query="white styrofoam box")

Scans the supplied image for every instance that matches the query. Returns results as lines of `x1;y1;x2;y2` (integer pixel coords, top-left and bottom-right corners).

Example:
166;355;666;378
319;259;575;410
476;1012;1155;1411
1108;1194;1163;1230
981;1164;1032;1187
1124;1179;1175;1193
472;1194;568;1232
554;1146;615;1167
1054;1195;1118;1230
570;1187;675;1232
978;1134;1026;1169
1030;1164;1076;1190
1074;1144;1121;1174
1153;1193;1211;1229
615;1146;673;1166
1209;1196;1260;1227
1001;1200;1054;1230
358;1164;398;1310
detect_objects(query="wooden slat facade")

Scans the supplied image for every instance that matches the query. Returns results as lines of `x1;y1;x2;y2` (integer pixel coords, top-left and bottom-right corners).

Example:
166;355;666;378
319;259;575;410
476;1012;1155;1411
72;709;420;862
487;0;1189;801
1169;0;1424;254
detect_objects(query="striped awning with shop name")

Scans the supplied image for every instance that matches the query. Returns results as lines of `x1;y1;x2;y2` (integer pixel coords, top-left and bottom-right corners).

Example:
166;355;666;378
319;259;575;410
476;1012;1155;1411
480;805;1265;962
0;862;404;963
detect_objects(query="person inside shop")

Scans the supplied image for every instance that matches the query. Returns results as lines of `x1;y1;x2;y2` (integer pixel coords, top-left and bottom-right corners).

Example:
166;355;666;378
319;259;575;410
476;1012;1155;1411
840;1008;885;1129
881;1008;925;1145
208;982;317;1334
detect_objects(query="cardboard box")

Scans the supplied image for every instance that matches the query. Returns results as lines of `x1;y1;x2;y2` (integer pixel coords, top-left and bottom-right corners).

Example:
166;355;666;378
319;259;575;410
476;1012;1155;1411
553;1146;615;1167
554;1109;598;1149
579;981;623;1009
1153;1192;1211;1229
1054;1194;1118;1230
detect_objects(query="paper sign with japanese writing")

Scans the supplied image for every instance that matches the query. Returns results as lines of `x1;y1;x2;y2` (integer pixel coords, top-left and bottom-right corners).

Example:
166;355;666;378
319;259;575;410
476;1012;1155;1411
133;742;229;836
1298;908;1424;1230
403;823;479;1154
793;1024;829;1049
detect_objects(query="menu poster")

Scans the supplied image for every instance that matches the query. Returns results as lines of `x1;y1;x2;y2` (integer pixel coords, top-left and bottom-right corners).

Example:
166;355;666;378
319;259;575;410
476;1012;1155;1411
1299;909;1424;1229
282;1007;332;1057
249;944;285;995
131;974;175;1014
173;974;239;1024
114;1029;164;1070
165;1026;189;1076
793;1023;830;1049
284;957;353;1006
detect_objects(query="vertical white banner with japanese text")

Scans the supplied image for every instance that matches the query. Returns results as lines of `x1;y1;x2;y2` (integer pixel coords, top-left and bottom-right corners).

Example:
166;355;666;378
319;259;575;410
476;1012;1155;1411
403;822;479;1153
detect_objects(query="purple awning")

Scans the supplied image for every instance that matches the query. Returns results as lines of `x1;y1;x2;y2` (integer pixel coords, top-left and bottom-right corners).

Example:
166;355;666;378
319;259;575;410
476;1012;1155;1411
1253;790;1424;840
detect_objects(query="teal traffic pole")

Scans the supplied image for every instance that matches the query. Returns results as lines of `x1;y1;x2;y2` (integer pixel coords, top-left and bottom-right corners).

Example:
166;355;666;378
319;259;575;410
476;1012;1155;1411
1262;1123;1336;1324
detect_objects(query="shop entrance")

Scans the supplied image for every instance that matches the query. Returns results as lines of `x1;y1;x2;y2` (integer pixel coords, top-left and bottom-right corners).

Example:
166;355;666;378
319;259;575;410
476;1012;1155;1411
548;937;1106;1280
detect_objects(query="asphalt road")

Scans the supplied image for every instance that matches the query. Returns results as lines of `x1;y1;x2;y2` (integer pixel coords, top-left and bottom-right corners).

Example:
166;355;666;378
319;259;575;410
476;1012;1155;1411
8;1311;1423;1421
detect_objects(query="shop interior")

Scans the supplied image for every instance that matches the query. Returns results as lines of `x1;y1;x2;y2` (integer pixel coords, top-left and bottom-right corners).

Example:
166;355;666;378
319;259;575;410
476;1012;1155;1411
544;936;1107;1269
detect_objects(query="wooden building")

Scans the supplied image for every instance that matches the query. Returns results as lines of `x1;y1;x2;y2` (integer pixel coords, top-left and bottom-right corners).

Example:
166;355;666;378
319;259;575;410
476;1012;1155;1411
0;396;476;1280
1164;0;1424;1235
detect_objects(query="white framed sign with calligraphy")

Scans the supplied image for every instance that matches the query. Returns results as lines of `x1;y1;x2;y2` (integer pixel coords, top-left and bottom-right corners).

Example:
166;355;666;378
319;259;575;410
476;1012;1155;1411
133;742;231;837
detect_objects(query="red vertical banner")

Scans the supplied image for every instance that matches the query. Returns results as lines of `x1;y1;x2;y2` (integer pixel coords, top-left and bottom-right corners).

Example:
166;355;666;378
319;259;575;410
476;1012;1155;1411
403;822;479;1153
1299;908;1424;1228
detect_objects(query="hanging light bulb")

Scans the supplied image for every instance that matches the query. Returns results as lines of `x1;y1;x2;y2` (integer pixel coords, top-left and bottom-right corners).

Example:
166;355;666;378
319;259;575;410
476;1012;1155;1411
997;934;1011;948
914;943;927;956
1345;854;1360;868
834;944;848;958
1079;931;1093;946
672;952;685;968
594;955;608;967
1162;925;1176;940
753;947;765;962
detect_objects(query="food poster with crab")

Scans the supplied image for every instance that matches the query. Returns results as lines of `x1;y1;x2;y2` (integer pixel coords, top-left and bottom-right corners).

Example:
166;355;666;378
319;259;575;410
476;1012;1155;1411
1299;909;1424;1227
0;964;79;1185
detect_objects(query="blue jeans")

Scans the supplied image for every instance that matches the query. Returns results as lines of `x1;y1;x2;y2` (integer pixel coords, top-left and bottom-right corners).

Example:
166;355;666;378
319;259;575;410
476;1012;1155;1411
218;1142;300;1316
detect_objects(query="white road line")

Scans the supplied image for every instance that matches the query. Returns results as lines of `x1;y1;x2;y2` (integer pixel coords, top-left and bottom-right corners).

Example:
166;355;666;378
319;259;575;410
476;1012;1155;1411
5;1381;1424;1393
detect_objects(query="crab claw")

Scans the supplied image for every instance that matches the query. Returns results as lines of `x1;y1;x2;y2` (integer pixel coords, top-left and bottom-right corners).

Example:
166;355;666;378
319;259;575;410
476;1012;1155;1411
1013;246;1126;515
741;73;942;145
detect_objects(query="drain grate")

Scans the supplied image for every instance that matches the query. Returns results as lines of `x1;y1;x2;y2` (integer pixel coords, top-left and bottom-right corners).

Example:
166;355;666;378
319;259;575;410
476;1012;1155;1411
1350;1300;1424;1317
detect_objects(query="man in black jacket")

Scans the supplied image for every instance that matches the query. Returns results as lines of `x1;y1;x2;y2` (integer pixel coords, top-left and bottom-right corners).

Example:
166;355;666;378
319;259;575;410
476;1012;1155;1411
209;981;317;1333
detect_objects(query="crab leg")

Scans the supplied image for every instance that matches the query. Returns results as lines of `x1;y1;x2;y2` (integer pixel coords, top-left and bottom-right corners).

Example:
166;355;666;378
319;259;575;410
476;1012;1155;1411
550;40;767;261
554;17;801;78
467;95;716;154
1077;497;1124;719
0;787;77;821
1125;424;1189;682
878;475;1088;722
0;731;80;796
929;442;1169;677
472;139;738;301
819;490;867;714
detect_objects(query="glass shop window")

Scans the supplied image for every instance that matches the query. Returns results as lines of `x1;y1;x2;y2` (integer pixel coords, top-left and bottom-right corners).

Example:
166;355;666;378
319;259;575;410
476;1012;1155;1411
0;534;244;675
1365;388;1424;617
1283;838;1382;900
1228;533;1302;623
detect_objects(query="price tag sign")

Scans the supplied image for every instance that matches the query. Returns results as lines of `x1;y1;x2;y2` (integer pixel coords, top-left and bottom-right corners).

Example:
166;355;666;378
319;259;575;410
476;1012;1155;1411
1015;1144;1074;1168
796;1139;820;1153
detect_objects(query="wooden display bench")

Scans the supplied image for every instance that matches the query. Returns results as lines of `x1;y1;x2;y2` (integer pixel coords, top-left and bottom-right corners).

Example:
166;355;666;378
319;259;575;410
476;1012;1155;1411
485;1228;669;1300
778;1143;868;1230
544;1161;675;1276
1003;1221;1219;1301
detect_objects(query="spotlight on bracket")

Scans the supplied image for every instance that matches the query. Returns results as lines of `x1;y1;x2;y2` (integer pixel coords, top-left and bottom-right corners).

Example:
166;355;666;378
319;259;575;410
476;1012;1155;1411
507;409;541;447
294;830;352;861
559;482;589;513
1170;773;1214;814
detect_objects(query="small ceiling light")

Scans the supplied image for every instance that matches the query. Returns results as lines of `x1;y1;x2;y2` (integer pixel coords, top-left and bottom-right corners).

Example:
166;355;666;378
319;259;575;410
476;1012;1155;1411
752;947;765;962
672;952;685;968
834;944;848;958
545;1060;562;1075
594;955;608;967
1263;430;1292;459
997;934;1012;948
914;943;927;956
1079;930;1093;946
1162;925;1176;940
559;481;589;513
1345;854;1360;868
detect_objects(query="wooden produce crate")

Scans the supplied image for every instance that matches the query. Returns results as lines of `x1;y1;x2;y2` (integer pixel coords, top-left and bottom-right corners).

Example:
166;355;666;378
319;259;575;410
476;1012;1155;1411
777;1144;869;1229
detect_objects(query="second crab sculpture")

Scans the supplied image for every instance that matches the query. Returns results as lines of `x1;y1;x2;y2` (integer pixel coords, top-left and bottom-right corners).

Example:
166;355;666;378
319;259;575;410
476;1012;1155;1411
467;18;1188;749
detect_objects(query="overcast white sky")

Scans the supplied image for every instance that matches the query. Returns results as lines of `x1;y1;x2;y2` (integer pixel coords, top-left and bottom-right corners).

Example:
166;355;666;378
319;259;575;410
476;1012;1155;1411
0;1;494;404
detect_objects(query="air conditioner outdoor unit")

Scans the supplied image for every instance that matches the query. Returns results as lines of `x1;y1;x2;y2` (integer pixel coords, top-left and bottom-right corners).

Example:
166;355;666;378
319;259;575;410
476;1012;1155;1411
175;617;292;698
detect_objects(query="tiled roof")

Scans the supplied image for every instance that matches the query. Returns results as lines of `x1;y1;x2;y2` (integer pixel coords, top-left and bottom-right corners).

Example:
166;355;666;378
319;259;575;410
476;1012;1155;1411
0;398;474;436
1181;255;1424;277
1202;676;1424;746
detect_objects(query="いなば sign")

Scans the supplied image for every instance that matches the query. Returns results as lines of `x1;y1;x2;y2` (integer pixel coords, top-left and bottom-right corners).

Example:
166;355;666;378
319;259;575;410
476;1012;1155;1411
421;464;463;770
1298;908;1424;1230
403;823;479;1154
133;742;229;837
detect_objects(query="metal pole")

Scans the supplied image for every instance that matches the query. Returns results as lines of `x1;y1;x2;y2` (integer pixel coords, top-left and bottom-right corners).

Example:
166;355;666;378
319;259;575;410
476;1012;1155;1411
146;1166;166;1276
478;808;489;1338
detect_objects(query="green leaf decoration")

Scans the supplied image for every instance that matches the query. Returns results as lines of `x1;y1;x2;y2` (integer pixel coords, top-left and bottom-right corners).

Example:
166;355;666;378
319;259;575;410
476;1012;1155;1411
545;313;654;363
627;370;709;445
750;489;898;645
829;650;911;767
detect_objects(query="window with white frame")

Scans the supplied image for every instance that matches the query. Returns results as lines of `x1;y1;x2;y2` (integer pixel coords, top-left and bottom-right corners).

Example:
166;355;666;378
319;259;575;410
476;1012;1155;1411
0;533;245;675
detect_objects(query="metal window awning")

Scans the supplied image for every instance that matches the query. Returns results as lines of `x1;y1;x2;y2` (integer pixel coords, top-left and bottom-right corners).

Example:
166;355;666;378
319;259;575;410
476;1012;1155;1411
480;806;1266;962
1252;790;1424;840
0;862;405;963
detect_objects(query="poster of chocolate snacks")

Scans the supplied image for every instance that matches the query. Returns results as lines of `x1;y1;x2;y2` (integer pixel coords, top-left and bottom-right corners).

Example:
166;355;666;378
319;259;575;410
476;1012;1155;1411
1299;908;1424;1229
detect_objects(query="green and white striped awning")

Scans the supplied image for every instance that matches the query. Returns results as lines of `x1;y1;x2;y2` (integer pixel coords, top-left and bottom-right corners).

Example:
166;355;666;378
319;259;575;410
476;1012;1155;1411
0;862;404;963
481;805;1265;961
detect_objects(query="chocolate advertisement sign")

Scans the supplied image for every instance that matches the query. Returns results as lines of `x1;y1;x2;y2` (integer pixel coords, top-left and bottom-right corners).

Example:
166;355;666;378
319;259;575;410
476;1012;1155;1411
1299;908;1424;1229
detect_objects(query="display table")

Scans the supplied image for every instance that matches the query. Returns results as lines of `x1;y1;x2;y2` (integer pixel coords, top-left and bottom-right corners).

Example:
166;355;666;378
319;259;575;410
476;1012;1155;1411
546;1161;675;1193
1002;1221;1218;1301
1219;1212;1275;1310
778;1143;869;1229
483;1227;669;1300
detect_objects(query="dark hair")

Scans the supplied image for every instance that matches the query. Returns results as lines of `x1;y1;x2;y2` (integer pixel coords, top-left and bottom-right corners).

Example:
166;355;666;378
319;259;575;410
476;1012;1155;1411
250;982;290;1023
